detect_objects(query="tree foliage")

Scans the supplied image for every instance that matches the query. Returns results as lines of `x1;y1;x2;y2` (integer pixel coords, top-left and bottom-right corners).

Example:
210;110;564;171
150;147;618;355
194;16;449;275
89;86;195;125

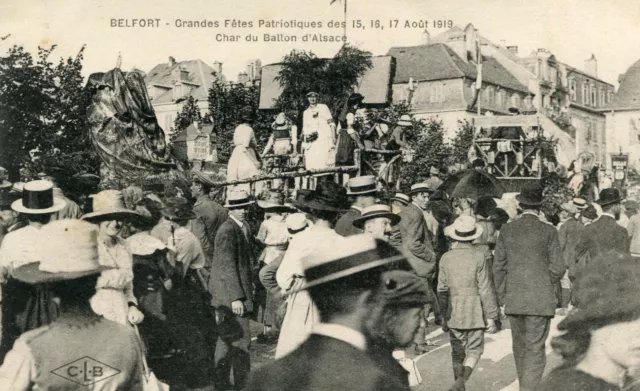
0;42;97;183
171;95;203;140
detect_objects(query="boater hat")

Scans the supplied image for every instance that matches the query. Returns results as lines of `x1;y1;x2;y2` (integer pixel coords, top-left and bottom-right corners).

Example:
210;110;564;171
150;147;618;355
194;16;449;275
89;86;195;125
408;182;435;195
293;234;408;292
286;213;309;235
12;220;110;284
353;204;401;229
224;190;255;209
391;193;411;206
445;215;484;242
11;180;66;215
572;198;588;210
81;190;140;222
397;115;413;127
346;175;377;196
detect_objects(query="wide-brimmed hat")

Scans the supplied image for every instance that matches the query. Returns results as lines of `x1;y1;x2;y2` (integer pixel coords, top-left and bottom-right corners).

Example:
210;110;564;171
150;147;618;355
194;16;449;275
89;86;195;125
293;182;348;212
162;197;197;221
445;215;483;241
597;188;623;206
224;190;255;209
12;220;110;284
286;213;309;234
408;183;435;195
516;187;543;207
258;190;293;210
11;180;66;215
377;270;431;307
346;175;377;196
192;170;216;187
81;190;140;222
572;198;588;210
391;193;411;206
559;252;640;331
353;204;401;229
397;115;413;127
294;234;408;292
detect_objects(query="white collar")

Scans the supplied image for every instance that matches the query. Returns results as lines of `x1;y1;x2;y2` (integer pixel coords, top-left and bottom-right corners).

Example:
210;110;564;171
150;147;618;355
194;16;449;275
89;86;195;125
229;214;244;228
311;323;367;351
521;211;539;219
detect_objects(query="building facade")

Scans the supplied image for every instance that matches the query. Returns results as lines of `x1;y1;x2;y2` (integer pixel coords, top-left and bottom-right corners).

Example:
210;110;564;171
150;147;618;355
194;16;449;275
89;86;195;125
172;122;218;170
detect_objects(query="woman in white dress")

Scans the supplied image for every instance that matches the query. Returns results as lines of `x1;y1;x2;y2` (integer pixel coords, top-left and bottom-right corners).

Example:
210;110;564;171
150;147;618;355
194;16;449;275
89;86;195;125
81;190;145;326
227;107;263;197
302;92;336;172
275;181;348;358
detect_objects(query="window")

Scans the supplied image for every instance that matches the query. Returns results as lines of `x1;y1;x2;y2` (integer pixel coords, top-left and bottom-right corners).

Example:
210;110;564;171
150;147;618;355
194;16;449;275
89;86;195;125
608;91;613;104
569;79;577;101
429;83;445;103
511;94;521;109
591;85;596;107
582;82;588;105
194;137;209;159
599;89;605;107
495;89;503;107
524;96;532;109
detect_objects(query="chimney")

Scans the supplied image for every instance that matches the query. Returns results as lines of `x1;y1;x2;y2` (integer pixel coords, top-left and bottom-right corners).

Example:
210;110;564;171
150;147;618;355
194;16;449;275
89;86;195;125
421;28;430;45
168;56;176;67
254;59;262;79
237;71;249;85
212;61;223;76
246;60;255;81
464;24;477;62
585;54;598;78
507;46;519;55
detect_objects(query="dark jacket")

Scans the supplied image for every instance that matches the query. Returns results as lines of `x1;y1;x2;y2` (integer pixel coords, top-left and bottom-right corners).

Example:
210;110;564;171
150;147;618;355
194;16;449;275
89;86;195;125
334;207;363;237
244;334;409;391
209;217;254;312
558;217;584;273
192;195;228;264
494;213;564;316
396;203;435;278
574;215;630;275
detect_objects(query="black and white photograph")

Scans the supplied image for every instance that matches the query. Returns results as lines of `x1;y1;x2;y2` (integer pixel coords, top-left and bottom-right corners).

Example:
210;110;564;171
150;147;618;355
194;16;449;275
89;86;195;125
1;0;640;389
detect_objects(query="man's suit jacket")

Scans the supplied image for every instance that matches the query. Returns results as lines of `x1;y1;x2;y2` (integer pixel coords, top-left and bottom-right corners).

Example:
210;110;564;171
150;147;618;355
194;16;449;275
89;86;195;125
334;207;363;237
193;195;228;262
557;217;584;271
209;217;254;312
494;213;564;316
244;334;409;391
396;203;435;278
574;215;630;275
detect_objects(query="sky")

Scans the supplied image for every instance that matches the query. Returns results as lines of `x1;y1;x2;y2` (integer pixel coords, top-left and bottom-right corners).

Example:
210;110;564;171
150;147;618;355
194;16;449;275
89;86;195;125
1;0;640;87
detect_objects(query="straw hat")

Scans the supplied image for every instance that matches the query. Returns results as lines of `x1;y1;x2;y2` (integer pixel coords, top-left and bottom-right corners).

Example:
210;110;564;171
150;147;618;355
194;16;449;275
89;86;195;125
408;183;435;195
346;175;377;196
12;220;109;284
572;198;588;210
353;204;401;229
257;190;293;210
11;180;66;214
445;215;484;241
286;213;309;234
391;193;411;206
224;190;255;209
81;190;140;222
293;234;408;292
397;115;413;127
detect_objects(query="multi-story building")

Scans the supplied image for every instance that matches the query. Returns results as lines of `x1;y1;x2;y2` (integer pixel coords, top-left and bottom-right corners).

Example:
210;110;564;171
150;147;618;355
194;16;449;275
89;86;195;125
601;57;640;170
387;24;533;139
172;122;218;169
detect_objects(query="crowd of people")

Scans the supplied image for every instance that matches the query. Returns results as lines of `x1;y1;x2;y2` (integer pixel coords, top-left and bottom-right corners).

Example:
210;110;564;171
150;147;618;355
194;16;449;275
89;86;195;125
1;139;640;391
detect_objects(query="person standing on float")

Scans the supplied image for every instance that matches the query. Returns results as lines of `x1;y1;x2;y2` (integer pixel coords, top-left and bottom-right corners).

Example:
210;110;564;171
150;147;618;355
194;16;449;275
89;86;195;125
301;92;335;187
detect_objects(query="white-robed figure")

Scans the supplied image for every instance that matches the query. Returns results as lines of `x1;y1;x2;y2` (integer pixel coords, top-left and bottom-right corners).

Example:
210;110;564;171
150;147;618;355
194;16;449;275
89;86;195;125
227;107;263;196
302;92;336;172
81;190;145;326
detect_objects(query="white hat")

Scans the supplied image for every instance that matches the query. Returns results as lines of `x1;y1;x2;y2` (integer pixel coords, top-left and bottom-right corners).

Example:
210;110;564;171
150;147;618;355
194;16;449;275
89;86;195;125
346;175;377;195
81;190;140;222
391;193;411;205
445;216;483;241
12;220;109;284
353;204;401;229
408;182;436;195
397;115;413;127
286;213;308;234
11;180;66;214
224;190;255;208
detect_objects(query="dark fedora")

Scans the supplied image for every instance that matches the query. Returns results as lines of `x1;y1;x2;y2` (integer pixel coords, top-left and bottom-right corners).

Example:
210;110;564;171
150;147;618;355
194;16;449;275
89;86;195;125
476;196;498;219
162;197;196;221
597;188;623;206
347;93;365;106
353;204;401;229
294;181;348;212
516;187;543;207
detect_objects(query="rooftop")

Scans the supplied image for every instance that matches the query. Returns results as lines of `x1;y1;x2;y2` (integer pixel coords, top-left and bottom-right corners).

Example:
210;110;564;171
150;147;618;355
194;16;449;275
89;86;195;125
144;59;217;104
173;123;216;143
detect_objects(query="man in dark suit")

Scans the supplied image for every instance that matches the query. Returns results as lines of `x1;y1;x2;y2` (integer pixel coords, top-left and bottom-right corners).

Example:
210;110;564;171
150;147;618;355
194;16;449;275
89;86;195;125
572;188;630;305
494;188;564;391
191;171;228;271
209;190;255;390
557;201;584;308
334;175;377;236
389;192;437;354
245;235;417;391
